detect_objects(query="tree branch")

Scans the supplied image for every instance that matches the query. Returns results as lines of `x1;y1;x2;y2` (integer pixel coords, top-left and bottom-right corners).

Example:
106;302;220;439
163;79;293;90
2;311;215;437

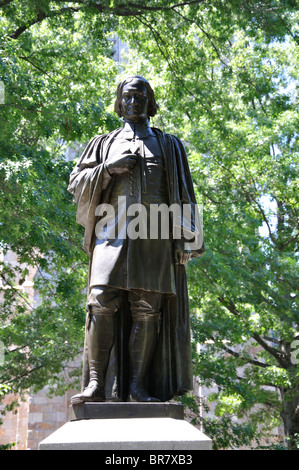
0;103;38;112
51;0;206;15
194;269;289;369
4;363;47;384
222;164;277;245
218;340;271;369
251;332;289;368
279;232;299;250
17;55;60;84
172;7;232;70
0;0;13;8
217;294;289;368
135;14;213;114
7;0;207;39
0;275;34;311
0;0;14;7
9;7;80;39
115;0;206;14
201;191;225;205
9;11;46;39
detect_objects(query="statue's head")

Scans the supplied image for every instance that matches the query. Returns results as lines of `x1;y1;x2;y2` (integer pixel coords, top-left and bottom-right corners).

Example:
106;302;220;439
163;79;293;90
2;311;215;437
114;75;159;122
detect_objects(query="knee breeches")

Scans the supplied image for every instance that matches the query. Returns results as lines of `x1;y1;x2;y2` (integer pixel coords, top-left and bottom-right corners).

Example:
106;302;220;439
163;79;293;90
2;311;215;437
88;286;162;320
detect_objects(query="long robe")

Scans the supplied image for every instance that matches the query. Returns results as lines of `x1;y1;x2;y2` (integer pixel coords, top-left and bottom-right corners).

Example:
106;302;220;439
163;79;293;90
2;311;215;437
68;126;204;401
89;126;176;294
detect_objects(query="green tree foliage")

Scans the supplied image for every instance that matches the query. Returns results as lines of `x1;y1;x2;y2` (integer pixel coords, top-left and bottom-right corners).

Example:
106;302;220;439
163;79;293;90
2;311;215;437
0;0;298;449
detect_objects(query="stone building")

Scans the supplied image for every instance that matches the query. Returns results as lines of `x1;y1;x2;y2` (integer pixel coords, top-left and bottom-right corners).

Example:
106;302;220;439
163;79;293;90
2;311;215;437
0;386;74;450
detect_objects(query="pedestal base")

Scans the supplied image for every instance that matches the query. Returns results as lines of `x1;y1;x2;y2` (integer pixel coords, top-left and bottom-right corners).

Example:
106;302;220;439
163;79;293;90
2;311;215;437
38;403;212;451
70;402;185;421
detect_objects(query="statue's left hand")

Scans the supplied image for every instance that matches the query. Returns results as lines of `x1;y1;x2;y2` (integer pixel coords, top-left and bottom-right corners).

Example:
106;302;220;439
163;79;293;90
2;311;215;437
179;252;192;264
175;246;192;264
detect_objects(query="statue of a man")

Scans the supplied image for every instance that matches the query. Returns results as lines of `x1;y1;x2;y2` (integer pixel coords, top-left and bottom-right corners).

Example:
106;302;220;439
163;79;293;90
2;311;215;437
68;75;204;404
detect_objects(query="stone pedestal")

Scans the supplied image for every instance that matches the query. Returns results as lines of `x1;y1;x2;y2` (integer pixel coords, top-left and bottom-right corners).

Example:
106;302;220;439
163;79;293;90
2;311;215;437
70;402;185;421
38;403;212;451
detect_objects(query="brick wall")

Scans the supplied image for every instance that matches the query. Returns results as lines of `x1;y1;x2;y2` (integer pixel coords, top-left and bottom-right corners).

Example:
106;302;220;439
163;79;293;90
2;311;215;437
0;394;29;450
27;387;75;450
0;380;80;450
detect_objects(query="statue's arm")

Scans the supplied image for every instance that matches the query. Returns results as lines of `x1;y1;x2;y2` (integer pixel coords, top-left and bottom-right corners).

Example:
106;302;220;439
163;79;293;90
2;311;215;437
67;135;112;228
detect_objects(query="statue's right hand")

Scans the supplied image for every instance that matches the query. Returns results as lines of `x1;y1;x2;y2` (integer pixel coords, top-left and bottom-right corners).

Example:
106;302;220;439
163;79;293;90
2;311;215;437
105;153;137;176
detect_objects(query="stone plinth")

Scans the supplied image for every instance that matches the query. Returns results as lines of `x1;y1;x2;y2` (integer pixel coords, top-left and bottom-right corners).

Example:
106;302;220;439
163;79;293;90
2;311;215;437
38;403;212;450
70;402;184;421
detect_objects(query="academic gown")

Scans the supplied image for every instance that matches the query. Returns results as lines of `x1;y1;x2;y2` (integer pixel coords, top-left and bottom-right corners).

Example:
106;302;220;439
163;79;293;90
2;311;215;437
68;125;204;402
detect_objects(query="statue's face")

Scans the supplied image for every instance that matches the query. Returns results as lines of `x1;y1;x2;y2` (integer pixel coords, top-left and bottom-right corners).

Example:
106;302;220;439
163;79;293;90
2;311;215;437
121;78;149;122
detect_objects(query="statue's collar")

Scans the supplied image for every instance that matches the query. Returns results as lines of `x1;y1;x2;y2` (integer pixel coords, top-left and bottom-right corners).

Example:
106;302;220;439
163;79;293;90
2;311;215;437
119;120;154;139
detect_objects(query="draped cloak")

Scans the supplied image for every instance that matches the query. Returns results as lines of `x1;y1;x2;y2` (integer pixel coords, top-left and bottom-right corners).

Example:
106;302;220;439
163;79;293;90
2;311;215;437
68;127;204;402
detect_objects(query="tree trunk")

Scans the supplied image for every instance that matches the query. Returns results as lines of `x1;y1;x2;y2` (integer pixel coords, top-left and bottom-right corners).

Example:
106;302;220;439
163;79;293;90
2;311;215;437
281;390;299;450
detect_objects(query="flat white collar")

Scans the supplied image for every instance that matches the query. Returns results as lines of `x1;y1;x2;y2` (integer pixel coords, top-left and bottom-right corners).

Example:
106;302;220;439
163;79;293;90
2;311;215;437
119;120;155;139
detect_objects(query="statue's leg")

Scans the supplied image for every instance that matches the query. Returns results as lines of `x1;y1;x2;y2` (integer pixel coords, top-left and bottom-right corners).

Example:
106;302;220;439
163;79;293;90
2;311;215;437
128;291;161;402
71;286;119;404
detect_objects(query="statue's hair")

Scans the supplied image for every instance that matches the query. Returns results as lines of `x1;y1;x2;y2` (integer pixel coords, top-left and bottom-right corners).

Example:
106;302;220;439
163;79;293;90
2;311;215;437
114;75;159;119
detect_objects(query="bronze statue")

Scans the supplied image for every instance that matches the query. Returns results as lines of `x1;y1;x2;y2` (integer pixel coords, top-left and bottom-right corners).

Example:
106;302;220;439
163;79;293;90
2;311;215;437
68;75;204;404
